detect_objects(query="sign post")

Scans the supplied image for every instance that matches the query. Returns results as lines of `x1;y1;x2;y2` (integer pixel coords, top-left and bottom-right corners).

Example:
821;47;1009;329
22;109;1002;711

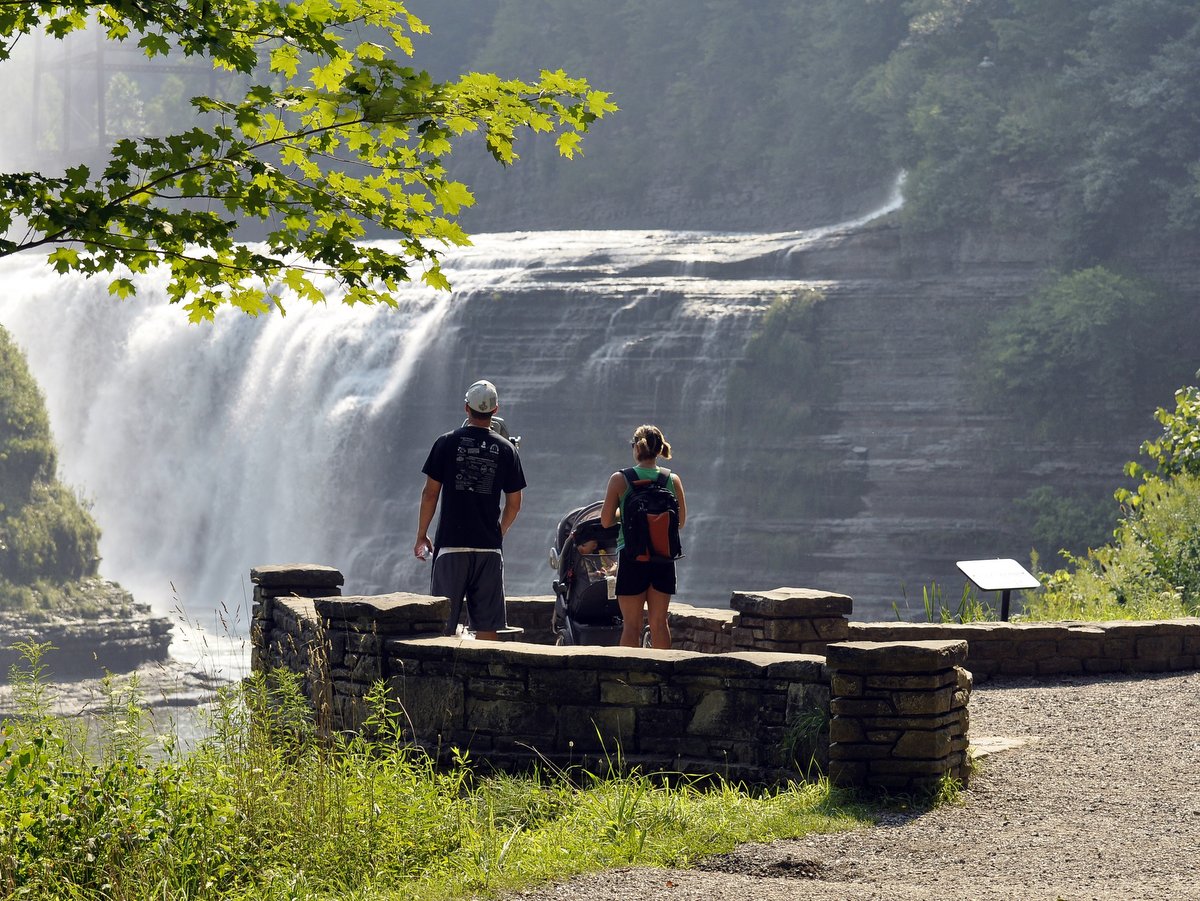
956;558;1040;621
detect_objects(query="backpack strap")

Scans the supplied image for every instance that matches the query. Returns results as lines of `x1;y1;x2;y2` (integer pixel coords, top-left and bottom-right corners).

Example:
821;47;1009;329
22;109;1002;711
623;467;671;488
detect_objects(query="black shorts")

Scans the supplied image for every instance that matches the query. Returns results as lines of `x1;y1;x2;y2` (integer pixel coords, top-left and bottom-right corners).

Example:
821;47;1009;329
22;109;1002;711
431;550;506;632
614;548;676;596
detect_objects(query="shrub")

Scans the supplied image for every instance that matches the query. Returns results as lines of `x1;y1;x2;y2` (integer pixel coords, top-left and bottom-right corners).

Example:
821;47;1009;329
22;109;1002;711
1028;473;1200;620
0;325;56;513
0;482;101;585
0;654;868;900
1012;486;1117;562
1122;383;1200;501
0;324;103;610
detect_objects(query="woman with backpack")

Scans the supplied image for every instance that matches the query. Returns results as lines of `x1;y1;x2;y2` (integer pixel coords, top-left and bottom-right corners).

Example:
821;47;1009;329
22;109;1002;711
600;424;687;649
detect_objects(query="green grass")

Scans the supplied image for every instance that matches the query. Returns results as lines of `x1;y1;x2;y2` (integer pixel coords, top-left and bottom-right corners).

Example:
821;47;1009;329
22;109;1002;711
0;643;869;900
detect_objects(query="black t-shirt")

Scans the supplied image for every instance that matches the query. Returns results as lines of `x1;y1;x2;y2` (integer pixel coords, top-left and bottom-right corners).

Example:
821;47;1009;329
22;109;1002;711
422;426;527;549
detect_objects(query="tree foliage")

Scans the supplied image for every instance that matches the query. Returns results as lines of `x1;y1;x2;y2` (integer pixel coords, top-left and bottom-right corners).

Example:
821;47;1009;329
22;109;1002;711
387;0;1200;248
0;323;55;514
0;0;616;320
1025;382;1200;620
1032;472;1200;619
975;267;1195;437
12;1;1195;257
860;0;1200;251
0;325;100;596
1012;485;1115;562
260;0;905;232
1119;382;1200;507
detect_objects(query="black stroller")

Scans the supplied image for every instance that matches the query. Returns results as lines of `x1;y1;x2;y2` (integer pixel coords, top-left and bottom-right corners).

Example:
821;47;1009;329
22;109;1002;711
549;501;623;645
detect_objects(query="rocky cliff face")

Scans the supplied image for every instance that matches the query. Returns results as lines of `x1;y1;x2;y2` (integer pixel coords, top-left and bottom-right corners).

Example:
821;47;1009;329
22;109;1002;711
333;221;1155;618
1;218;1180;624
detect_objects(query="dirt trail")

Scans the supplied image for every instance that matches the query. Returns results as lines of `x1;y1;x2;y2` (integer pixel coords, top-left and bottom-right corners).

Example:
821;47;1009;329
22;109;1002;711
504;671;1200;901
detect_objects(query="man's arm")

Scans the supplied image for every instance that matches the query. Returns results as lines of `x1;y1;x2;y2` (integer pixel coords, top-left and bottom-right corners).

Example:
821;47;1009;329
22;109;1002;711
414;476;441;559
500;489;523;538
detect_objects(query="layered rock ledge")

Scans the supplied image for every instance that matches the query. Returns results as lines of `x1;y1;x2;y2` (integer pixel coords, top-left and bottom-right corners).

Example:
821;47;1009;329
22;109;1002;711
0;579;173;681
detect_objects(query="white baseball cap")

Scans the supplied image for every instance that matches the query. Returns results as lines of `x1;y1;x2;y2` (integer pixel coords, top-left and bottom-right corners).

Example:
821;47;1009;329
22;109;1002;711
465;379;499;414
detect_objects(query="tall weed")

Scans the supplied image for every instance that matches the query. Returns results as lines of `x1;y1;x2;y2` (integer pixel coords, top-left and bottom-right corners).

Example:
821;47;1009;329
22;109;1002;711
893;583;995;623
0;648;868;900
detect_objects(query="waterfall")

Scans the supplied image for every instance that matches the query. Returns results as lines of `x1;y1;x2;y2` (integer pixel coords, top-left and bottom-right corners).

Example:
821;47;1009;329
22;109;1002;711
0;190;911;654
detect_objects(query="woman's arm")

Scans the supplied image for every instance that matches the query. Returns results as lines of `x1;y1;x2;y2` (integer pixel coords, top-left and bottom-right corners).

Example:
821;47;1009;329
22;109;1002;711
600;471;625;528
672;473;687;529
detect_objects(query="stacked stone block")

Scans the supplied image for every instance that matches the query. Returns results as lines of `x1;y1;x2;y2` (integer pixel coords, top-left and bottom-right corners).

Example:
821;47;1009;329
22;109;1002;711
665;602;735;653
250;563;344;599
249;564;343;675
827;639;971;793
730;588;851;654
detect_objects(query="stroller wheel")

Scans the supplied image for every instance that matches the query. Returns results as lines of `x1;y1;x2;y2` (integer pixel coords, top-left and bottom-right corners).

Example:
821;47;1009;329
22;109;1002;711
641;625;652;649
555;633;566;647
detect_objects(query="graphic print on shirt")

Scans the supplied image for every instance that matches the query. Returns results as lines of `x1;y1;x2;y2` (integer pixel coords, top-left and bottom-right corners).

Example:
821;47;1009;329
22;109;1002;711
454;435;501;494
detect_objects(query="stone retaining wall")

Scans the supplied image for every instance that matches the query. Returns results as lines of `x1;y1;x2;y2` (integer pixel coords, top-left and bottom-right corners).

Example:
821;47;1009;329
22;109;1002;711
382;638;828;781
506;590;1200;677
248;564;1200;792
255;585;830;783
847;619;1200;678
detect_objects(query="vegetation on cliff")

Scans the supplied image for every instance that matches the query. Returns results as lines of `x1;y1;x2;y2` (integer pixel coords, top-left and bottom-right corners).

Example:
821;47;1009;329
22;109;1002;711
866;0;1200;257
0;325;102;611
393;0;1200;255
972;261;1200;563
723;289;865;556
975;268;1193;440
1024;383;1200;620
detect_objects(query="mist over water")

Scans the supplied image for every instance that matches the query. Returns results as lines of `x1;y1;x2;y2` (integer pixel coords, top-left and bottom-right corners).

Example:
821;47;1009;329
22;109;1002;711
0;260;445;619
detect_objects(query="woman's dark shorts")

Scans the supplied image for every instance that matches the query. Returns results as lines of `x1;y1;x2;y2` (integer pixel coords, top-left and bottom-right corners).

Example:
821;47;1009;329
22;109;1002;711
615;549;676;596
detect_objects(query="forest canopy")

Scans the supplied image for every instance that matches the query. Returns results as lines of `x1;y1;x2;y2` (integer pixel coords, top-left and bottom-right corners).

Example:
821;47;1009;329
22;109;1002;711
0;0;615;320
353;0;1200;258
4;0;1197;307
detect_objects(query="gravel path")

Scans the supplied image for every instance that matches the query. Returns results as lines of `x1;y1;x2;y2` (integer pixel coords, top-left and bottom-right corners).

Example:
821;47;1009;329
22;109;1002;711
504;671;1200;901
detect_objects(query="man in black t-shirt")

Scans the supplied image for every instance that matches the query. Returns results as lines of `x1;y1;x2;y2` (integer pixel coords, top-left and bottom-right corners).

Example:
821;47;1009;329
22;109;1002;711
414;379;526;639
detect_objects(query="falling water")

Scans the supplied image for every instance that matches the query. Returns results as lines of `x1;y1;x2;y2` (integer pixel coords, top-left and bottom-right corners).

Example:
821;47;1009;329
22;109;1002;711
0;187;908;665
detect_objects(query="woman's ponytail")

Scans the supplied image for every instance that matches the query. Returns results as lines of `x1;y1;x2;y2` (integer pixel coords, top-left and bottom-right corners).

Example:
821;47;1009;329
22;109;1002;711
631;424;671;461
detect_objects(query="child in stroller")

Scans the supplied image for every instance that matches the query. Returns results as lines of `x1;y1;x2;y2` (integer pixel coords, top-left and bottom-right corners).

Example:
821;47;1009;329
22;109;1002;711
549;501;625;645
